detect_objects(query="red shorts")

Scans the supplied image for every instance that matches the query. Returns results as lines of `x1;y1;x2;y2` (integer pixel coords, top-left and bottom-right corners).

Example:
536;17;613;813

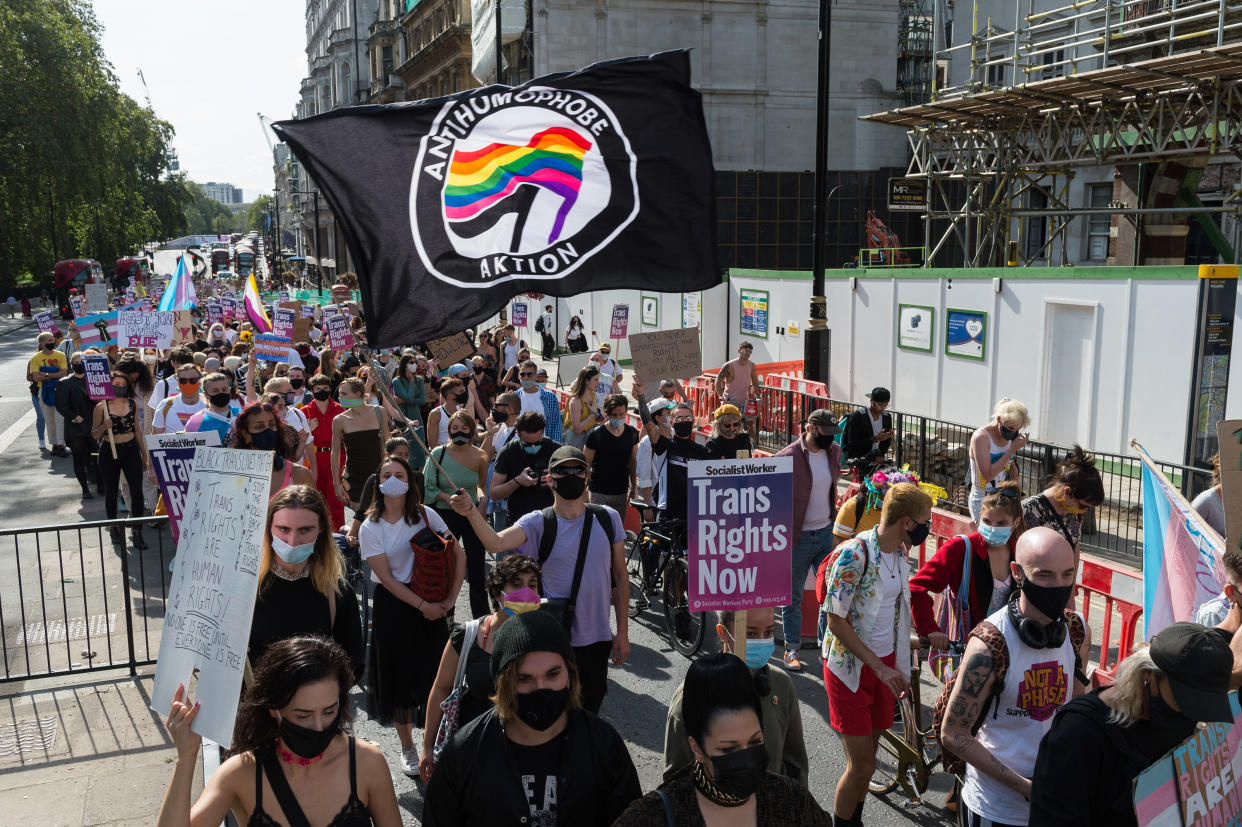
825;651;897;736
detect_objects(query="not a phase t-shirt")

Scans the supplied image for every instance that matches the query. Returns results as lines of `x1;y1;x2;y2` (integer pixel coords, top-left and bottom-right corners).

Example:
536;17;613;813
515;506;623;647
584;424;639;495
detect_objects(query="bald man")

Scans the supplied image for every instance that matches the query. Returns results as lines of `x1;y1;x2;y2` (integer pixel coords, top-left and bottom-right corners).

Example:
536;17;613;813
941;527;1090;827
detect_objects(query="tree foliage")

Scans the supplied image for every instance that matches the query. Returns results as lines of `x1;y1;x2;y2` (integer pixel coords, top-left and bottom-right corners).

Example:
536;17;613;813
0;0;189;285
182;180;240;236
242;195;273;234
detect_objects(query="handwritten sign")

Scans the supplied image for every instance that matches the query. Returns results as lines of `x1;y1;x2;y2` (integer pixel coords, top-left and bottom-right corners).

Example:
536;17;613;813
688;457;794;612
627;327;702;389
34;310;58;336
324;314;354;350
609;304;629;339
254;333;291;363
70;296;85;318
150;447;270;748
82;354;114;400
272;308;295;339
85;283;108;313
145;431;222;542
118;309;175;348
291;316;312;344
512;302;528;327
171;310;195;346
425;331;476;365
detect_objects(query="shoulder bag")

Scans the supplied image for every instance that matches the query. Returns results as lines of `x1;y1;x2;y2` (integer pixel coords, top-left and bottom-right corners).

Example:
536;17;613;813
927;534;973;684
432;617;481;763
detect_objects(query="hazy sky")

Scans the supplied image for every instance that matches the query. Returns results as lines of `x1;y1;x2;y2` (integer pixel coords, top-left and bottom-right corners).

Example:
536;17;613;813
92;0;308;202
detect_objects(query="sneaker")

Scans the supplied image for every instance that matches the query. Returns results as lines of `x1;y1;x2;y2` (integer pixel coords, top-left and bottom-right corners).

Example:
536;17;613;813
782;650;803;672
38;441;46;452
51;445;69;457
400;744;419;778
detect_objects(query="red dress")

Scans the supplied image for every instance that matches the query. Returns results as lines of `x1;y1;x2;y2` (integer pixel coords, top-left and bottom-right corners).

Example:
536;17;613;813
300;398;346;528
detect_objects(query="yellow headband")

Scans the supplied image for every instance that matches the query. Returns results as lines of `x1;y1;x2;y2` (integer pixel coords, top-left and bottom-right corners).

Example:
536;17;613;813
713;404;741;419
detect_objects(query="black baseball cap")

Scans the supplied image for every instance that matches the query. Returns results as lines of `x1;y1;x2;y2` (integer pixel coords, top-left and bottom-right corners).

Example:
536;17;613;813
807;408;841;435
867;387;891;404
548;445;588;472
1150;622;1235;723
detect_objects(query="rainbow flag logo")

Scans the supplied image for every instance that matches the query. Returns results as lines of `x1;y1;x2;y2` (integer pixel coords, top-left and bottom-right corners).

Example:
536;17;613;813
444;126;592;247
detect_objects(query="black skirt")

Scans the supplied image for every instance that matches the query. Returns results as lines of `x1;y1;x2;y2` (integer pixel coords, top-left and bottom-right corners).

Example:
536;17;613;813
365;581;449;726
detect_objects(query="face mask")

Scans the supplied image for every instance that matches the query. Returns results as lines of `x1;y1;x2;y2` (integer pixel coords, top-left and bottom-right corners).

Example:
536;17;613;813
289;378;304;390
112;385;129;397
453;392;469;405
674;421;695;438
514;687;570;731
43;343;55;351
699;744;768;804
999;424;1020;441
1148;693;1196;733
179;379;200;393
501;587;541;616
72;363;85;375
276;711;339;759
522;442;542;454
978;524;1012;546
520;379;538;391
553;475;586;500
906;518;931;547
1018;572;1073;620
208;392;232;409
491;408;509;424
284;393;296;405
271;534;316;565
474;366;484;374
339;397;363;408
608;418;626;429
407;366;418;376
812;433;835;450
450;433;471;445
725;629;775;670
378;475;409;497
250;429;278;451
313;389;331;401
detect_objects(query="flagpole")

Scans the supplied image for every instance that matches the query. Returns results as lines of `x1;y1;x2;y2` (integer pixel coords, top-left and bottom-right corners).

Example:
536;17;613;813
1130;438;1225;548
363;350;461;491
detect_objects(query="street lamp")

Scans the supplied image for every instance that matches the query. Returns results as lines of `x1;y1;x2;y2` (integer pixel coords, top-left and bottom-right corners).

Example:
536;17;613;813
805;0;832;384
283;188;322;297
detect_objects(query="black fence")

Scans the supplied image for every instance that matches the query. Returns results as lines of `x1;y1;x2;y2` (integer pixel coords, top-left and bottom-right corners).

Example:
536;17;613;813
749;388;1212;564
0;516;172;683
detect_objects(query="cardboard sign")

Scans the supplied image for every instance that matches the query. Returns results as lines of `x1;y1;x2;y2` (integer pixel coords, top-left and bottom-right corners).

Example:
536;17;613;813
426;331;476;365
82;354;114;400
85;282;108;313
150;447;270;748
687;457;794;612
610;304;629;339
627;327;702;389
291;316;312;344
118;309;175;348
171;310;195;346
34;310;58;336
512;302;528;327
145;431;222;542
254;333;292;362
324;314;354;350
272;308;295;339
1215;420;1242;547
69;295;85;319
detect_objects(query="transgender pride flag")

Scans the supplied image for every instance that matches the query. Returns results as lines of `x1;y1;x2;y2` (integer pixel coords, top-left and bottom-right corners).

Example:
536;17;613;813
158;255;197;311
1136;440;1226;639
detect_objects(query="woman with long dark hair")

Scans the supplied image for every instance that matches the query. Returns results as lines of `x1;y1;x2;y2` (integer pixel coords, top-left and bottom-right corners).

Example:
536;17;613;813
423;410;490;618
565;314;588;353
391;353;426;431
157;636;400;826
229;402;311;498
90;369;150;548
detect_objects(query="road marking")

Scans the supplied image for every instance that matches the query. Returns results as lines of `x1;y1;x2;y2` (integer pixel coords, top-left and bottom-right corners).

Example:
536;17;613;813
15;613;117;646
0;408;36;456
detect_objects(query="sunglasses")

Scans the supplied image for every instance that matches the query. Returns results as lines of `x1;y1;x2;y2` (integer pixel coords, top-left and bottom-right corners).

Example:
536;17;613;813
519;372;536;378
719;422;741;430
552;466;587;477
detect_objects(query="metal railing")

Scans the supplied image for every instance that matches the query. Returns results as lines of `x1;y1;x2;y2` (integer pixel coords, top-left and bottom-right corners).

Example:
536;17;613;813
0;516;171;683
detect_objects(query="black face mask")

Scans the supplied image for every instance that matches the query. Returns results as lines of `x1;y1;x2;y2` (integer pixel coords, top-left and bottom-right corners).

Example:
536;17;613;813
553;475;586;500
313;389;331;402
674;421;695;438
112;386;129;398
514;687;570;731
277;711;339;759
491;408;510;423
72;364;85;375
474;366;484;374
450;433;471;445
812;433;835;450
906;518;931;547
453;392;469;405
208;392;232;409
999;424;1020;441
1018;573;1073;620
289;378;304;390
697;744;768;805
1148;694;1196;733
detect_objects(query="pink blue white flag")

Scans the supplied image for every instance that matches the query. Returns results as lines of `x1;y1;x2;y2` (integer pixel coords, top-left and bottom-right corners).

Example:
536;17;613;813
158;255;198;312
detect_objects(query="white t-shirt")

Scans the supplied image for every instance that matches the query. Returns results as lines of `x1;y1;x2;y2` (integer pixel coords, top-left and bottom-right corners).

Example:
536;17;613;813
540;312;553;333
861;552;904;657
491;423;515;455
359;508;448;584
502;341;521;372
869;410;884;450
148;375;179;410
153;395;206;432
519;388;544;416
803;448;834;531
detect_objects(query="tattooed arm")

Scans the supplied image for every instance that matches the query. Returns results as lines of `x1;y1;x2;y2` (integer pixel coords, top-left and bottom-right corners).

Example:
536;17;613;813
940;637;1032;801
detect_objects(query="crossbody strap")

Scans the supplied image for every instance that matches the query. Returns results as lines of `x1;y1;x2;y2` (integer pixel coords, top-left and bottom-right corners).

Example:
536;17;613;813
955;535;973;608
656;790;674;826
564;509;598;632
452;618;481;690
258;748;313;827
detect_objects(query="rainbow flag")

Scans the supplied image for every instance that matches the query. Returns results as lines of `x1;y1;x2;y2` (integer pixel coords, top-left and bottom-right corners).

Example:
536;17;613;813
444;127;591;244
244;273;271;332
158;255;197;311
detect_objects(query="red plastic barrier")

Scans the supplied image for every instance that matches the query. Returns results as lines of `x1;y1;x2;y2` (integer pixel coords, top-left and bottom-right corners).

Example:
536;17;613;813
1074;558;1143;687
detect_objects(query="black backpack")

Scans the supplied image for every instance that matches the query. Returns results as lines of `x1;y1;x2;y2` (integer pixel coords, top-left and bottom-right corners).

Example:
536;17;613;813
535;315;545;333
536;503;616;563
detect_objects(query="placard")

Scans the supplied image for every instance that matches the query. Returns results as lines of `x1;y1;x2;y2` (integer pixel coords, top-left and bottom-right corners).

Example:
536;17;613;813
300;304;315;318
205;300;222;324
512;302;528;328
279;290;290;302
425;331;475;365
897;304;934;353
641;294;659;327
740;289;769;338
272;308;295;339
118;309;175;348
82;354;114;400
145;431;222;542
628;327;702;389
609;304;629;339
69;295;85;319
171;310;196;346
85;282;108;313
324;314;354;350
687;457;794;611
150;447;271;748
254;333;292;362
219;295;237;321
291;316;312;343
945;308;987;360
34;310;58;336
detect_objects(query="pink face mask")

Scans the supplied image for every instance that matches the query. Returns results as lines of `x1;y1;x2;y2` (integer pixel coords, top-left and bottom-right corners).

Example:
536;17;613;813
501;587;541;615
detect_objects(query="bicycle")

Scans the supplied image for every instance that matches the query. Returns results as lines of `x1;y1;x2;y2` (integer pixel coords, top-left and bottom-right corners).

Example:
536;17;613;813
868;636;962;806
623;503;706;657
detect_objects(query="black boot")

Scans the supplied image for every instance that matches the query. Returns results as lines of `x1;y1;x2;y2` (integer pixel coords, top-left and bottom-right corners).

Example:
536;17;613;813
81;486;93;499
108;526;123;544
131;529;148;550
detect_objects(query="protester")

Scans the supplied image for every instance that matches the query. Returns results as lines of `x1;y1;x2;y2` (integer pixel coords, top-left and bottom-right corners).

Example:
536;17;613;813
392;352;426;431
452;445;630;714
183;372;241;441
583;393;640;518
418;554;543;781
425;376;470;450
331;376;391;509
565;314;588;353
557;365;597;450
664;607;809;787
263;377;312;461
941;527;1090;827
422;610;641;825
515;359;563;441
248;486;364;680
595;342;623;387
115;354;155;429
842;386;895;461
1191;453;1226;540
90;370;150;548
55;353;101;499
968;398;1030;523
359;456;464;777
489;410;559;525
705;403;753;459
1197;547;1242;630
424;410;490;618
287;364;312;407
229;402;312;497
28;331;68;455
775;408;843;671
1029;623;1235;827
498;346;531;392
635;396;675;514
538;303;555;359
498;324;525;375
345;437;412;549
301;373;347;529
1022;445;1105;553
156;636;401;826
147;345;196;409
714;341;762;408
632;382;710;521
475;330;500;380
832;465;915;545
151;362;206;434
483;391;520;531
616;652;828;826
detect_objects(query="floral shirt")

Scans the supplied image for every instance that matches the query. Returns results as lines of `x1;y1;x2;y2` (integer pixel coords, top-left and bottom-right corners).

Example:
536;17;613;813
820;528;912;692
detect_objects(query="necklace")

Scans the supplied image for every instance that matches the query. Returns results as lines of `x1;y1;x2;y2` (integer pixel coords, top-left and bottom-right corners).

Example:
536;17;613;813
270;564;309;581
277;742;324;767
880;550;901;579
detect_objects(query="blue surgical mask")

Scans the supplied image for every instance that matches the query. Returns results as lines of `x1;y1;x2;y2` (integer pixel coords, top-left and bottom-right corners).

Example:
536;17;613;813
978;523;1013;546
250;429;278;451
271;535;315;565
521;379;538;391
742;636;775;670
608;418;626;429
522;442;542;455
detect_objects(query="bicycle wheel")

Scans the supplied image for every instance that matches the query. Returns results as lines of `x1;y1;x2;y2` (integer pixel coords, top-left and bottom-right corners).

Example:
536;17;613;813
662;556;706;657
624;531;648;618
870;695;918;795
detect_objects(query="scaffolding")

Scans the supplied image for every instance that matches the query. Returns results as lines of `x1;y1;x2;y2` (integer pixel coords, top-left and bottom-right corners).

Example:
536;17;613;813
863;0;1242;266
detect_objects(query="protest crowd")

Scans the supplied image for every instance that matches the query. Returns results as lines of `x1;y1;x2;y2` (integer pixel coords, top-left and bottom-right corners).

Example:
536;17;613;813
32;262;1242;827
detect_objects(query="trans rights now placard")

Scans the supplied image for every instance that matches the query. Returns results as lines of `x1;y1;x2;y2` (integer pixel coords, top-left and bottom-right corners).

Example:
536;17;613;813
687;457;793;612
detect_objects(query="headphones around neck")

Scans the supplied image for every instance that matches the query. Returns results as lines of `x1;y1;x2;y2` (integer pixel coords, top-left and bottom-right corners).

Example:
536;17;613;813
1008;592;1067;649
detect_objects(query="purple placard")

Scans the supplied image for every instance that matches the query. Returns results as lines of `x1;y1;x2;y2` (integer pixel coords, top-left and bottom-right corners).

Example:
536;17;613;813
206;300;222;323
145;431;221;542
300;304;315;318
82;354;114;400
220;295;237;320
687;456;794;612
511;302;528;328
324;313;354;350
272;308;295;339
34;310;58;336
609;304;629;339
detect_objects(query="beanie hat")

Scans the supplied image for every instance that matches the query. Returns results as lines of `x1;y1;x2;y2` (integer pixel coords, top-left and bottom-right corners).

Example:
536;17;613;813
490;609;575;682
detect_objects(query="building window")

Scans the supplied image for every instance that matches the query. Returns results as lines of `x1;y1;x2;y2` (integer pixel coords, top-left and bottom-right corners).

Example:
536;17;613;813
383;46;393;76
985;62;1006;87
1041;49;1066;80
1023;188;1049;260
1086;183;1111;261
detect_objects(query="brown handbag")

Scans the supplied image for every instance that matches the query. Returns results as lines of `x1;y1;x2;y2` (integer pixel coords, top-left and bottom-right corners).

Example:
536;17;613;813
407;505;457;603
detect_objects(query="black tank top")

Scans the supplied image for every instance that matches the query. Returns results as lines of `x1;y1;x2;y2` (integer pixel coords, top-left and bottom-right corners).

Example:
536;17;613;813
248;735;372;826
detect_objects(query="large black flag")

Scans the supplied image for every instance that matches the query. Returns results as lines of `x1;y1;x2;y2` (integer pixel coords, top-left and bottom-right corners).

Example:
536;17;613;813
274;50;718;348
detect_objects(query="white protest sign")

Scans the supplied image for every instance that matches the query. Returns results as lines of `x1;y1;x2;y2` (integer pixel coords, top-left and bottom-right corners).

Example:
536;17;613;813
117;309;175;349
150;447;272;747
85;282;108;313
